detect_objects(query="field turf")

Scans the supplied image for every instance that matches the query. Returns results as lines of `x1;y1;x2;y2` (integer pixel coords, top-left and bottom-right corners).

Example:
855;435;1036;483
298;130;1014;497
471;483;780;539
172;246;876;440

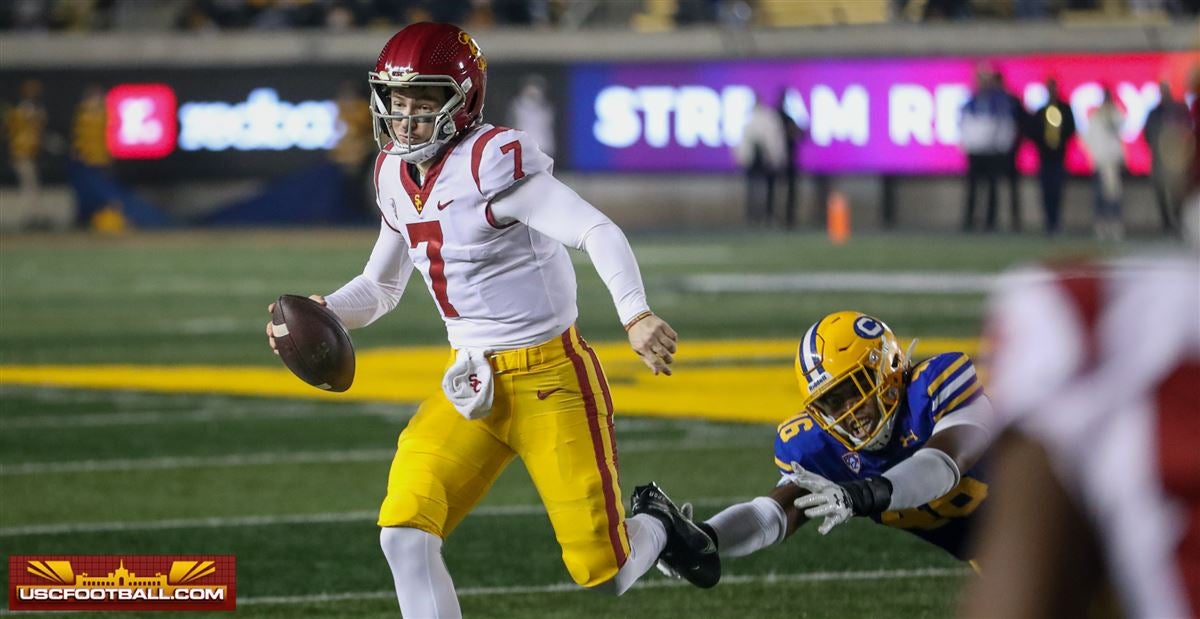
0;229;1169;617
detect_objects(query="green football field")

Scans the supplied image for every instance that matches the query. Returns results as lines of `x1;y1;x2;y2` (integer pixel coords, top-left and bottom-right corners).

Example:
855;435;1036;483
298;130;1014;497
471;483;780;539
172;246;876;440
0;229;1172;618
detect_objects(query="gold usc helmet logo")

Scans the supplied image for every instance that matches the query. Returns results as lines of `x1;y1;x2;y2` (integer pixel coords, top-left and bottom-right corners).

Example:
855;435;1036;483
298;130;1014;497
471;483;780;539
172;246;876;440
458;31;487;70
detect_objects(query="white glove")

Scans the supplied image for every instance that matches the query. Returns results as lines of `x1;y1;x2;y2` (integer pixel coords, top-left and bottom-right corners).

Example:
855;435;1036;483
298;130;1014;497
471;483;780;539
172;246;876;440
441;348;494;420
654;502;693;579
786;461;853;535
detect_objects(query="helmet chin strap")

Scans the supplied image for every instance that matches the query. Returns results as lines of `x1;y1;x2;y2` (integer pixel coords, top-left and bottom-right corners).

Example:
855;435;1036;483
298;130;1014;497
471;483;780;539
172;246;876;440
392;117;458;164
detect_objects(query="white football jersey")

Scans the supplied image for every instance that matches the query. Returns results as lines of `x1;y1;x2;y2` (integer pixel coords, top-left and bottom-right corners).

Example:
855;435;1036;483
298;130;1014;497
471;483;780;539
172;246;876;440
986;256;1200;618
372;124;576;350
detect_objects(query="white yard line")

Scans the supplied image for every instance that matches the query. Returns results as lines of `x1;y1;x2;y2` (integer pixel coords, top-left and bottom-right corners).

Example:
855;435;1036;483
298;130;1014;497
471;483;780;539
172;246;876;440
239;567;968;606
0;439;763;476
681;271;995;294
1;405;411;429
0;498;752;537
0;449;399;476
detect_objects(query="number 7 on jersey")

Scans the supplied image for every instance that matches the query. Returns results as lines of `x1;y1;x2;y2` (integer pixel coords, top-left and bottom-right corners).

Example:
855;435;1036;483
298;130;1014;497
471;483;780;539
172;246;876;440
406;221;460;318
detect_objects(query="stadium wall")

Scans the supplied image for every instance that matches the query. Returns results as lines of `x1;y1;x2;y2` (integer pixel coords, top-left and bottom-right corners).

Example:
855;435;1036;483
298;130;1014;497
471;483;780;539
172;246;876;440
0;23;1195;232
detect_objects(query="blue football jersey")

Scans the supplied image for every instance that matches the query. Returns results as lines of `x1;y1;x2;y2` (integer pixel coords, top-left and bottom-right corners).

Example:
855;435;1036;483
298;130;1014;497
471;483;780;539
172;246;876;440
774;352;989;560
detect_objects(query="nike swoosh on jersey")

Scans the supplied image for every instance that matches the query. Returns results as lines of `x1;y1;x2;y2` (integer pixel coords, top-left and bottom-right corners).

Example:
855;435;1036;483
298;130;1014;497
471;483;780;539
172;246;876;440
437;199;455;211
536;388;562;400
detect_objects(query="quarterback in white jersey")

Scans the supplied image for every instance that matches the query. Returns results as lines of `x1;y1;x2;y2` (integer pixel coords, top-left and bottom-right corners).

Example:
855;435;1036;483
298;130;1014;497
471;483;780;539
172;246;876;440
962;256;1199;618
265;23;717;618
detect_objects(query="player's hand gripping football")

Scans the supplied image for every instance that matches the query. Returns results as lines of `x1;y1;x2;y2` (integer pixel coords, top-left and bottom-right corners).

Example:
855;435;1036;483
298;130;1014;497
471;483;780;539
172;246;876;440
786;461;854;535
626;312;677;376
265;294;326;355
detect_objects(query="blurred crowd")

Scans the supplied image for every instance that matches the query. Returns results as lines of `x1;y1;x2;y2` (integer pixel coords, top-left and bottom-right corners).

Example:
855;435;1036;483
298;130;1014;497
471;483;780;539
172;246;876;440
0;0;557;32
1;0;1195;32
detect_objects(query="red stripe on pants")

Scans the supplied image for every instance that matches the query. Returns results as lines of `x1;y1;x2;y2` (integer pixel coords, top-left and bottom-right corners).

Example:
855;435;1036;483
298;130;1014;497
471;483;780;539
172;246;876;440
562;330;627;567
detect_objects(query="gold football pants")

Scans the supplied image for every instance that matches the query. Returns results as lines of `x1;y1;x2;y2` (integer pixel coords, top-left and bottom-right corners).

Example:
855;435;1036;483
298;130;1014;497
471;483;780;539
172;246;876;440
378;325;630;587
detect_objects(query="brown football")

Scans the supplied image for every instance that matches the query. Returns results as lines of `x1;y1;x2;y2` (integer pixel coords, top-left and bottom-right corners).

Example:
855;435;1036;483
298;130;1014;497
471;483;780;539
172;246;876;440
270;294;355;392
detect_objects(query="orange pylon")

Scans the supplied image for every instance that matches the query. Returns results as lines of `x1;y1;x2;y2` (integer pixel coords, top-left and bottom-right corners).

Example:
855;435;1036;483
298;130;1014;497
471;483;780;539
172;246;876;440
827;190;850;245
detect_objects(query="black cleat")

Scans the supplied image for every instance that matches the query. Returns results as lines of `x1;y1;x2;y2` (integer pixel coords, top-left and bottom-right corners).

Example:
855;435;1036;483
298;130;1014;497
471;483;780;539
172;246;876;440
630;482;721;589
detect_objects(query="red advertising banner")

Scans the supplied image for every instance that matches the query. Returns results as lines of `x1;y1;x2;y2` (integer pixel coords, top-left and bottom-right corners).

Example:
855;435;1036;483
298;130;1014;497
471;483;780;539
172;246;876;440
8;555;236;612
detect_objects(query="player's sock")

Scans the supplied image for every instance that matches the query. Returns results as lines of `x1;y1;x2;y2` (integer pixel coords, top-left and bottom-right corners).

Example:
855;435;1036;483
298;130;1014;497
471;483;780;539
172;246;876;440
380;526;461;618
594;513;666;595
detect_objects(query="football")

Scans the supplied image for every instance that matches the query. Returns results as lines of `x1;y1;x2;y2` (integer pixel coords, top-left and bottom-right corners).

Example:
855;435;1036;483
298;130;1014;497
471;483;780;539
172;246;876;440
270;294;355;392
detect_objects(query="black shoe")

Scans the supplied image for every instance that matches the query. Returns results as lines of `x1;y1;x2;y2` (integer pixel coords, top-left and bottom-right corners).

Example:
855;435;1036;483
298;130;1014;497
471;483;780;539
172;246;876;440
630;482;721;588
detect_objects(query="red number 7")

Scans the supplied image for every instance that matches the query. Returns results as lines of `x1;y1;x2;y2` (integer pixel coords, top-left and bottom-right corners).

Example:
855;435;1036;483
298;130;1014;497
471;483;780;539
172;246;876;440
406;221;459;318
499;140;525;181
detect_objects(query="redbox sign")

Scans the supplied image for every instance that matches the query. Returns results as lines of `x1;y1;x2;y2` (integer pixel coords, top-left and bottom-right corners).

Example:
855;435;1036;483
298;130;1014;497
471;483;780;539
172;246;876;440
9;555;236;612
106;84;178;159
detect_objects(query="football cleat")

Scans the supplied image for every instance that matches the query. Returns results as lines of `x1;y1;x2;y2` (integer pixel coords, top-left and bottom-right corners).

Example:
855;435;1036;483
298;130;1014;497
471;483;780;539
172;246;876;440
630;482;721;589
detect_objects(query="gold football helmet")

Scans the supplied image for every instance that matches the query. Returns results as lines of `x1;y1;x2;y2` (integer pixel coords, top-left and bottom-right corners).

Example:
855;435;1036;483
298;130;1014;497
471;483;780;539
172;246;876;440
794;311;909;451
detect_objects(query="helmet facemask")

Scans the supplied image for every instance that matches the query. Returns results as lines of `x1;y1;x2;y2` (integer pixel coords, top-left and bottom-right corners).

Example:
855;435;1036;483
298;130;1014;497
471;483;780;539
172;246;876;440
368;74;466;164
805;346;905;452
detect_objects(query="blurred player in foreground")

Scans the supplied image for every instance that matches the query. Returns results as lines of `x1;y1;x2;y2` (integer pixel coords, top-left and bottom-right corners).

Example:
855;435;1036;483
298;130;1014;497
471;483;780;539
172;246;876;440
644;311;995;582
265;22;715;617
961;218;1199;617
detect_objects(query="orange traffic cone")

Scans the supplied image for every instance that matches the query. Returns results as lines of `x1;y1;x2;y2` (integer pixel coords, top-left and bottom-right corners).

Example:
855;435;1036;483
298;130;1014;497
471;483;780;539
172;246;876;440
827;190;850;245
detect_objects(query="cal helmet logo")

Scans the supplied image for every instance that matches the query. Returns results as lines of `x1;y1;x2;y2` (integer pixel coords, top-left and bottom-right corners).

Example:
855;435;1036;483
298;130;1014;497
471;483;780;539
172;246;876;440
853;316;884;339
841;451;862;474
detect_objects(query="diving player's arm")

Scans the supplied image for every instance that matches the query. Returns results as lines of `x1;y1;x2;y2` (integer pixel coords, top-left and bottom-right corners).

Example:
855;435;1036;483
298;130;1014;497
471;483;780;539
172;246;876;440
490;171;677;375
798;394;996;530
879;394;994;511
688;484;808;560
323;218;414;329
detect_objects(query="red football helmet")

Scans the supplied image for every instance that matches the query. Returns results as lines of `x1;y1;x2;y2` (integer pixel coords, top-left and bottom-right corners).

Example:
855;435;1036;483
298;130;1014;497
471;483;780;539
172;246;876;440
369;22;488;163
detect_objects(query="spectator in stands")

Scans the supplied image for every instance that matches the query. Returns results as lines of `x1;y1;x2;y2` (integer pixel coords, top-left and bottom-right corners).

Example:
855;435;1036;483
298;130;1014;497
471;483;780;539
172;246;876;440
1143;80;1192;233
70;83;123;228
1082;87;1126;240
960;65;1018;232
1191;67;1200;189
72;84;110;172
777;91;804;230
507;74;556;157
735;95;788;227
5;79;48;225
331;80;373;219
1027;77;1076;235
997;69;1028;232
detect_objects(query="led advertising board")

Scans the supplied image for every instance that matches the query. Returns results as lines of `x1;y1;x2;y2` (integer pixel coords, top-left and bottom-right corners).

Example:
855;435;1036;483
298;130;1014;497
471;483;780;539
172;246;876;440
571;52;1198;175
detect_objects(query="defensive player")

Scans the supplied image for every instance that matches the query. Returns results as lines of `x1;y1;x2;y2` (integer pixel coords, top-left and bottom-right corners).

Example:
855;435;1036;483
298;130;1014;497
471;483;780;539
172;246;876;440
265;23;715;617
644;311;994;581
961;255;1199;618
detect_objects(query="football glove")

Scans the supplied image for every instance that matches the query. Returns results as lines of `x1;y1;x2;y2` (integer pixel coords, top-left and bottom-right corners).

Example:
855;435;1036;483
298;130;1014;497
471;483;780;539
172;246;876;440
787;461;892;535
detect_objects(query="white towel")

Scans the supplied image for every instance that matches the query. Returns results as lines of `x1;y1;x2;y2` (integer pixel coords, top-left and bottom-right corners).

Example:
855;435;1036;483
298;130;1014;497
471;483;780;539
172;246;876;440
441;348;494;420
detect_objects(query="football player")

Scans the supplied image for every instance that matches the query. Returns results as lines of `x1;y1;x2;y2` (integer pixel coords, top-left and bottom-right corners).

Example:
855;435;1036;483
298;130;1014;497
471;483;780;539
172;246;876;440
962;255;1199;618
642;311;994;582
264;23;715;617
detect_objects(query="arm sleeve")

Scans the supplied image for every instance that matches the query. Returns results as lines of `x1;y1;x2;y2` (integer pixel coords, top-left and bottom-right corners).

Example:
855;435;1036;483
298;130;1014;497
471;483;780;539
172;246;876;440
490;171;650;325
932;394;995;437
881;448;961;511
703;496;788;558
323;219;413;329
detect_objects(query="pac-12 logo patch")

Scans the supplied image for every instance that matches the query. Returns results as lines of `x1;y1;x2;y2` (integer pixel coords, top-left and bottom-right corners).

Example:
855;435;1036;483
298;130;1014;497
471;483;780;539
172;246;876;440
853;316;884;339
841;451;862;474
